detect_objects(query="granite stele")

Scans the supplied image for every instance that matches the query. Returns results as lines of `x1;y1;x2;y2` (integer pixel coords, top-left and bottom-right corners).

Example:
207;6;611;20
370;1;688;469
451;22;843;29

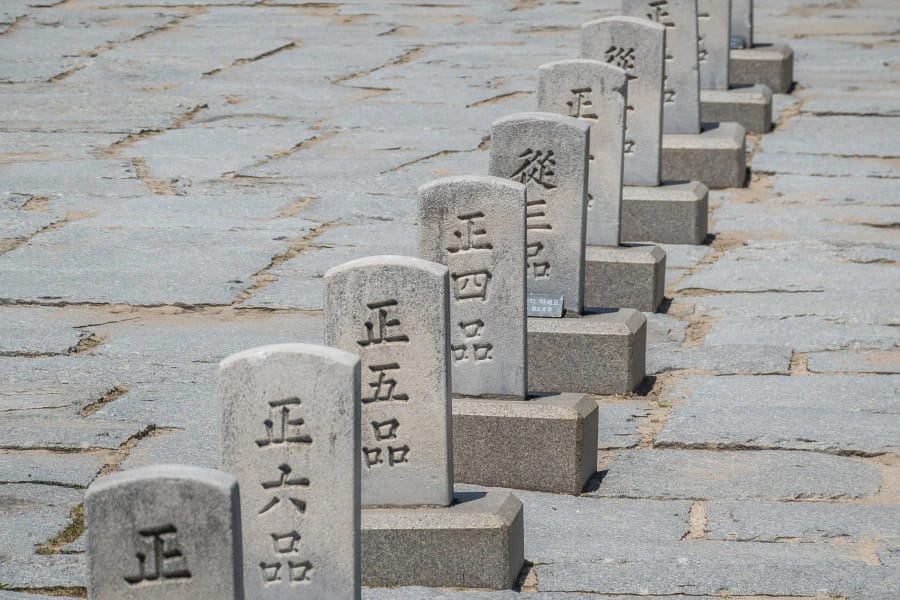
729;0;794;93
538;58;666;312
583;16;710;246
418;175;599;494
324;255;525;589
490;112;646;395
698;0;773;133
85;465;243;600
220;343;360;600
622;0;747;189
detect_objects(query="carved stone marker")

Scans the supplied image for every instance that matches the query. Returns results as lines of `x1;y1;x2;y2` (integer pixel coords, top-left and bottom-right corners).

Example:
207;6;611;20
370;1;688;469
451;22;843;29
731;0;752;48
581;17;666;188
85;465;243;600
417;176;527;399
324;255;452;507
698;0;731;90
489;112;590;315
538;59;627;247
623;0;702;134
220;344;360;600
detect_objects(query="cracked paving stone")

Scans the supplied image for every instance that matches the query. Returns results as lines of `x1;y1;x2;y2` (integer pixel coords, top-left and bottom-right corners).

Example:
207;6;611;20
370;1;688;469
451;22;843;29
119;427;217;471
0;159;145;198
706;500;900;543
0;417;146;451
0;451;106;488
0;195;315;306
596;400;652;449
807;348;900;374
0;484;83;560
0;307;93;357
647;342;793;375
364;591;711;600
0;553;85;590
751;150;900;178
0;593;81;600
657;375;900;455
703;315;898;352
593;449;881;500
768;173;900;206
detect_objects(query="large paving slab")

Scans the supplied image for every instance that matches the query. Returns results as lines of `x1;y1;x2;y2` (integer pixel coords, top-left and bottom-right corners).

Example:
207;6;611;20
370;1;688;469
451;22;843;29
0;451;107;488
0;484;83;560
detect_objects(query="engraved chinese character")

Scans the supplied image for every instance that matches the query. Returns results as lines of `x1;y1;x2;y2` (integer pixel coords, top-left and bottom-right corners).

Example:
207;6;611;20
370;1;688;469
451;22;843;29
526;199;552;231
567;87;598;120
451;319;493;363
358;299;409;347
527;242;551;278
448;211;493;253
512;149;557;189
271;531;301;554
259;463;309;515
362;445;410;468
124;525;191;585
452;269;492;301
605;46;636;70
624;139;636;155
697;11;710;62
256;398;312;448
647;0;675;27
260;560;312;585
363;363;409;403
371;418;400;440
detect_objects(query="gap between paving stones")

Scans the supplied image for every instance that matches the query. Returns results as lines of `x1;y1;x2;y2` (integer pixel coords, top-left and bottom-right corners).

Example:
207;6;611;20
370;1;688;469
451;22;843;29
332;44;431;85
202;40;301;78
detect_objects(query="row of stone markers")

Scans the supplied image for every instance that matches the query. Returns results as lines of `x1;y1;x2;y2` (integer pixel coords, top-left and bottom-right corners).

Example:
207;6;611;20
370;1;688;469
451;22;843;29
79;1;796;597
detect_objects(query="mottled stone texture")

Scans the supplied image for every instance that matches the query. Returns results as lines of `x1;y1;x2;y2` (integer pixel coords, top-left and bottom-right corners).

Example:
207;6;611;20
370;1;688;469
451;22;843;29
324;256;453;508
219;344;360;600
701;85;772;133
731;0;753;47
622;181;709;244
537;59;626;247
417;176;527;399
585;244;666;311
453;393;598;494
582;17;665;187
489;112;590;315
697;0;731;90
85;465;243;600
730;44;794;93
361;492;524;589
662;122;747;189
623;0;701;134
528;309;647;394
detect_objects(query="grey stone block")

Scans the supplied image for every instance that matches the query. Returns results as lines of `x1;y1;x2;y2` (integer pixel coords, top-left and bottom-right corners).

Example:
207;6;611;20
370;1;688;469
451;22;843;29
662;122;747;189
527;309;646;395
452;393;598;494
730;44;794;93
0;451;106;488
621;181;709;244
584;243;666;312
700;84;773;133
361;491;524;590
807;349;900;374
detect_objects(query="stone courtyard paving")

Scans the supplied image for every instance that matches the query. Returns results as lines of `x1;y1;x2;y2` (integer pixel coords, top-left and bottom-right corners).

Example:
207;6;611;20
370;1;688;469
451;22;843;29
1;0;898;597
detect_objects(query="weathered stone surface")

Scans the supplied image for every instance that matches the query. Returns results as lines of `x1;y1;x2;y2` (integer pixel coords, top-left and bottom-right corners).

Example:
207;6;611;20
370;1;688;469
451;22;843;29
647;342;792;375
596;400;652;449
417;176;527;399
0;307;92;357
752;150;900;178
0;553;86;589
731;0;753;47
528;309;646;395
622;181;709;244
706;500;900;543
807;349;900;374
623;0;701;134
453;394;597;494
657;375;900;455
582;17;665;188
324;256;452;507
700;84;772;133
594;450;881;500
85;465;242;600
697;0;731;90
220;344;360;598
362;491;524;590
704;316;898;352
0;451;106;488
584;244;665;311
0;484;83;559
537;60;626;246
662;122;747;189
0;417;144;451
490;113;590;315
730;43;794;93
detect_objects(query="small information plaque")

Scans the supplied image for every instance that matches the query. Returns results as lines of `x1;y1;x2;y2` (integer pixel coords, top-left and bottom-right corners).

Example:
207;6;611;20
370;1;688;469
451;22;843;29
527;293;565;318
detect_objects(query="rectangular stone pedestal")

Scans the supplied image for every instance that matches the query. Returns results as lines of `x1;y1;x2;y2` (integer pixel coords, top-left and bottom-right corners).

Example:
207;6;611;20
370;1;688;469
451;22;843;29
622;181;709;245
585;244;665;312
662;122;747;189
701;84;773;133
453;393;598;494
361;491;524;589
527;309;646;395
730;44;794;94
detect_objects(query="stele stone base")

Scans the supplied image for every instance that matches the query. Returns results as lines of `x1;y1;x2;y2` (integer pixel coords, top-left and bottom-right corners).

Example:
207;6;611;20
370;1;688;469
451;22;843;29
527;309;646;395
622;181;709;245
452;393;598;494
730;43;794;94
585;244;665;312
361;491;524;589
700;84;773;133
662;122;747;189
